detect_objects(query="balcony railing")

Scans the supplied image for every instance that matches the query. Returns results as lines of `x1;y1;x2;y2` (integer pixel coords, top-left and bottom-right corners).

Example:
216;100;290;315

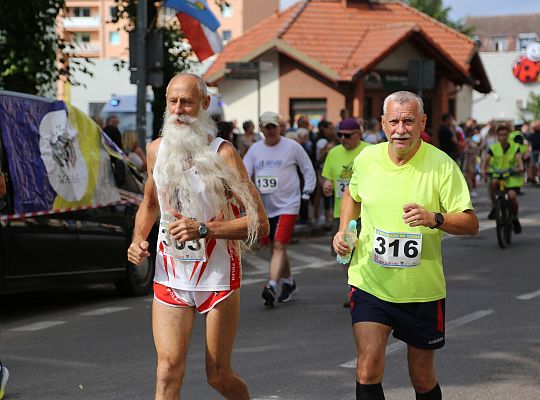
64;42;101;55
63;16;101;29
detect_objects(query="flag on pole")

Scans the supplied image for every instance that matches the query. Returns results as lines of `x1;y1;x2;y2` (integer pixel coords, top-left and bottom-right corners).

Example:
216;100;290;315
164;0;220;31
164;0;224;61
176;12;223;61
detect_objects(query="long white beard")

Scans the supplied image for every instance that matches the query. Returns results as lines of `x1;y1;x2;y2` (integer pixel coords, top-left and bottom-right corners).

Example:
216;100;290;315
153;110;259;251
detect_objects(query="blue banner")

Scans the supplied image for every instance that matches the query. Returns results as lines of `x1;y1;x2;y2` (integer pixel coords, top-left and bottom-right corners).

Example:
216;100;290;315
0;92;121;214
165;0;220;31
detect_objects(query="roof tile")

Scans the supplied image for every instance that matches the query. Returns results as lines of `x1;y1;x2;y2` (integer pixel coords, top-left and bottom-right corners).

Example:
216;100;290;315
205;0;477;84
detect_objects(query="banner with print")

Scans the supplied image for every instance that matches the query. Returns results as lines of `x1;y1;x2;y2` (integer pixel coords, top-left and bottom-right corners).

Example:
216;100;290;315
0;93;121;214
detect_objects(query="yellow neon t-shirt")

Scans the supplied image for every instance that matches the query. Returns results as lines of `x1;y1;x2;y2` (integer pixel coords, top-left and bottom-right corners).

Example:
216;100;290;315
348;141;473;303
322;141;370;218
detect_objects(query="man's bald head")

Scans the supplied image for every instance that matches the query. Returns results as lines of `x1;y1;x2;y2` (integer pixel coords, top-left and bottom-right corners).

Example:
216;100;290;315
166;73;208;97
166;73;210;119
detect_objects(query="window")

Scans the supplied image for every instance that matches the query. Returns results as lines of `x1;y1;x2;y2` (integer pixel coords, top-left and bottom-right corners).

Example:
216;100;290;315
493;36;507;52
74;32;91;43
289;98;327;128
109;31;120;46
222;30;232;42
471;35;482;48
221;5;233;18
73;7;90;17
110;6;117;19
517;33;538;51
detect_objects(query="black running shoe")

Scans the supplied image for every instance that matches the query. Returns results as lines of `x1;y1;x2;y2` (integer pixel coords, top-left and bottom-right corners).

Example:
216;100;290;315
513;218;522;234
261;285;276;307
488;208;496;220
277;281;297;303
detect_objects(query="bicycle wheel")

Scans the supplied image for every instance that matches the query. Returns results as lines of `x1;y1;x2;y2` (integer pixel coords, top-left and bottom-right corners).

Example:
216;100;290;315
504;203;513;245
494;197;506;248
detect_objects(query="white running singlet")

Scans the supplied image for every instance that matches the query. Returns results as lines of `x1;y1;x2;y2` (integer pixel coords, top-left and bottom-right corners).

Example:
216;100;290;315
153;137;242;291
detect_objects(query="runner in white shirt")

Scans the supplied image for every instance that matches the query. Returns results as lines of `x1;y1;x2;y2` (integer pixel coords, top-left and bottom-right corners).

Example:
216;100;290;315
127;73;268;400
243;111;316;307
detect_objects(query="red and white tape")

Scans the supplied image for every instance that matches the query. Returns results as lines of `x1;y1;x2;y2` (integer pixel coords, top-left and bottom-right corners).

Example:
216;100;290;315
0;195;143;222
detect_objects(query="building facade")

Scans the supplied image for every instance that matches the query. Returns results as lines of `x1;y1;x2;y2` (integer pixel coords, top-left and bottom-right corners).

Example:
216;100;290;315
205;0;491;136
207;0;280;45
464;14;540;124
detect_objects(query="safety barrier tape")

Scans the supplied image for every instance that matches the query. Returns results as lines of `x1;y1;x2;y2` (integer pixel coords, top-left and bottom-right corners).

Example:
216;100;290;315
0;191;144;221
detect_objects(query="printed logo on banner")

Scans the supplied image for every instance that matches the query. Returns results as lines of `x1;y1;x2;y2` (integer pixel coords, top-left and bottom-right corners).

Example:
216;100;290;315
39;109;89;201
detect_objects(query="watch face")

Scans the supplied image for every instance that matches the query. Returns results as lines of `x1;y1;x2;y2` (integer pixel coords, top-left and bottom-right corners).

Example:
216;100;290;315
435;213;444;225
199;224;208;237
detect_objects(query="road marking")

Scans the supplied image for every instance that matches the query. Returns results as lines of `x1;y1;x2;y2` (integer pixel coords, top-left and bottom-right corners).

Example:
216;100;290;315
287;248;326;264
339;309;495;368
234;344;282;354
2;354;92;368
516;289;540;300
79;306;130;316
241;278;267;286
243;254;270;272
11;321;66;332
252;397;283;400
305;242;332;253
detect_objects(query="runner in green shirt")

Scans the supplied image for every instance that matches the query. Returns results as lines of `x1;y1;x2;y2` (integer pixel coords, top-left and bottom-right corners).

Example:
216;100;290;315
322;117;370;306
333;91;479;400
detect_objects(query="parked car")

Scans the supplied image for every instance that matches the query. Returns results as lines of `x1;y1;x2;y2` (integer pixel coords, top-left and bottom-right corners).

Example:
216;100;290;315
0;90;156;296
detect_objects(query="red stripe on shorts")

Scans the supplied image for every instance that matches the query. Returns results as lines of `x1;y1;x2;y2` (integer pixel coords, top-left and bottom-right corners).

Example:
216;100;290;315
437;300;444;332
197;290;233;313
153;282;190;307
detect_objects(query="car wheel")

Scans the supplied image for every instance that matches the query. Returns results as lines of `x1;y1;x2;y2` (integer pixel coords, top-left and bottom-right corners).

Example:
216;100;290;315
115;256;155;296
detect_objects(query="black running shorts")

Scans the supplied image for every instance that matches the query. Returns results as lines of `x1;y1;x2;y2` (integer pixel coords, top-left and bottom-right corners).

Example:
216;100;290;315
349;286;446;350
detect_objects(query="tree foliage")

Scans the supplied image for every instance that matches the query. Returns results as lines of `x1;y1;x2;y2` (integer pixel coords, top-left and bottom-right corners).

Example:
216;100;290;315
526;92;540;120
405;0;471;34
0;0;94;96
112;0;228;138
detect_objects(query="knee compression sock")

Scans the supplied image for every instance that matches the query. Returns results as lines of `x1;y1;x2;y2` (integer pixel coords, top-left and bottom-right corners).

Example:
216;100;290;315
415;383;442;400
356;382;385;400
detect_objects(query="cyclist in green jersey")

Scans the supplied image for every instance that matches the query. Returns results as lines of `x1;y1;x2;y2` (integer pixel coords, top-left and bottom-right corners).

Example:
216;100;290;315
334;91;479;400
481;124;524;233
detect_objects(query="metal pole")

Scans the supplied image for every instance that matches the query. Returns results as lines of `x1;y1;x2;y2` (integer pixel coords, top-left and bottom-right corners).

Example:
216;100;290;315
136;0;147;150
257;61;261;119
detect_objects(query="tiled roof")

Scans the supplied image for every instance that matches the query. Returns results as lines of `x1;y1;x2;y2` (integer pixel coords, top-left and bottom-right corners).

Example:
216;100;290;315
464;14;540;38
205;0;483;89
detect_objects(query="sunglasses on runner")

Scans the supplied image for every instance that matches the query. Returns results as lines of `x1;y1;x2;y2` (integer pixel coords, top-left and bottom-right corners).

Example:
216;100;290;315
337;132;354;139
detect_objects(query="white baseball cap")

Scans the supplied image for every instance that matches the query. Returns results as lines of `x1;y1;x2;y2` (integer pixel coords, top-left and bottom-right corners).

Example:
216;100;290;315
259;111;280;127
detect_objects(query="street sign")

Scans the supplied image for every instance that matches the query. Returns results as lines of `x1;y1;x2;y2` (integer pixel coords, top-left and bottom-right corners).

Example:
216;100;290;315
225;62;259;80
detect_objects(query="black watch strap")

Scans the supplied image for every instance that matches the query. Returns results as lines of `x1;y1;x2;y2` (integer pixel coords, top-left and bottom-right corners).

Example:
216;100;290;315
198;223;208;239
430;212;444;229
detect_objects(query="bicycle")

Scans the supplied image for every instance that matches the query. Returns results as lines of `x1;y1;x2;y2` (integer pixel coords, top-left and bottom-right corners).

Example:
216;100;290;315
489;169;514;248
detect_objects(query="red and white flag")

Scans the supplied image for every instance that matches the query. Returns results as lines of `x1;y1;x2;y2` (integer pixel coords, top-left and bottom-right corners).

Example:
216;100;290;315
176;12;223;61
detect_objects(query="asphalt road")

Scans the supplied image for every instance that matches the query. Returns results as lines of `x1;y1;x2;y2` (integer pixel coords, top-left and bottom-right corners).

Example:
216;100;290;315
1;184;539;399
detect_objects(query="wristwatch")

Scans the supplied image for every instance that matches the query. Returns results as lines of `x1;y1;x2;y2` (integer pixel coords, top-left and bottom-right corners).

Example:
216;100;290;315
198;223;208;239
430;212;444;229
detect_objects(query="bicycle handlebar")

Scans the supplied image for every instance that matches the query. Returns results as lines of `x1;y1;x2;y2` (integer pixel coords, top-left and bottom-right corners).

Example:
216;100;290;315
488;169;520;179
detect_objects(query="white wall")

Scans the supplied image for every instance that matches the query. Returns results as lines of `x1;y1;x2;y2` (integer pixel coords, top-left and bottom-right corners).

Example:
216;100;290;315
374;41;425;70
473;51;540;124
218;52;279;126
455;84;473;123
69;58;137;114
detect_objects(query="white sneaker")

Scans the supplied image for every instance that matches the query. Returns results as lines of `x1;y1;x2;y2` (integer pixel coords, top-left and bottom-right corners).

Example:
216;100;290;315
0;364;9;400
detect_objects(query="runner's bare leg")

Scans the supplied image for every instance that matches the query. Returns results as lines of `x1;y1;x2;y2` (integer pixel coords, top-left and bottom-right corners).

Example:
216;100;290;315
153;300;195;400
205;290;249;400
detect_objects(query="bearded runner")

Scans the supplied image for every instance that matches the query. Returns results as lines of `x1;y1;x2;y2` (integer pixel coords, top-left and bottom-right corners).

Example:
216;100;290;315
127;73;269;400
